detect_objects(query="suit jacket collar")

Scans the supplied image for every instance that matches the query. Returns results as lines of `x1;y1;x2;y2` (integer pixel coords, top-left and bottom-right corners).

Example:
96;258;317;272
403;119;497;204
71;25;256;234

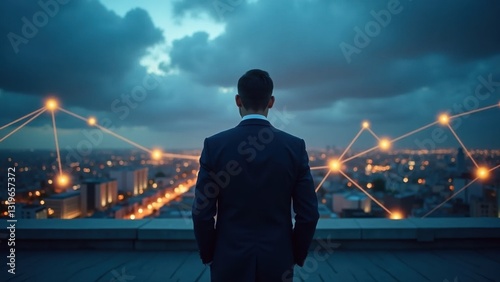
237;118;271;127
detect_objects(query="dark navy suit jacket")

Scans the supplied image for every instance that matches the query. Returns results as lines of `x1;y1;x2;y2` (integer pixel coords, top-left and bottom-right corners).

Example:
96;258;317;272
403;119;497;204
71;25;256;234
192;118;319;282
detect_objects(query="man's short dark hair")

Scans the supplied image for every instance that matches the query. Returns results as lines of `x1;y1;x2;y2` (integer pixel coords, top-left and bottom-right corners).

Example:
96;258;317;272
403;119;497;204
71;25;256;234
237;69;274;111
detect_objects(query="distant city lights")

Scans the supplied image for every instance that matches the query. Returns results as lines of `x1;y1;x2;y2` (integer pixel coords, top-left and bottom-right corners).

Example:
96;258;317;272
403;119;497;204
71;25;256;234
1;97;499;220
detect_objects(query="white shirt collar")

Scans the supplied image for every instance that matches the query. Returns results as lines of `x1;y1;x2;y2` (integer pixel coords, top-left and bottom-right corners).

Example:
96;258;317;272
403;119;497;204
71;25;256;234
242;114;267;121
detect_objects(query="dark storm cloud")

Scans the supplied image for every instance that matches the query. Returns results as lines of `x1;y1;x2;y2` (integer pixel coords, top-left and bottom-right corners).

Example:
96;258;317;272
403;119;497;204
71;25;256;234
168;0;500;110
0;0;163;117
2;0;500;149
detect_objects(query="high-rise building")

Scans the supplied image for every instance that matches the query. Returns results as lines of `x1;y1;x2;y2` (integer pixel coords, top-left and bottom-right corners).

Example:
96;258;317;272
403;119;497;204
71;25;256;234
470;196;497;217
45;190;81;219
80;178;118;217
110;167;148;195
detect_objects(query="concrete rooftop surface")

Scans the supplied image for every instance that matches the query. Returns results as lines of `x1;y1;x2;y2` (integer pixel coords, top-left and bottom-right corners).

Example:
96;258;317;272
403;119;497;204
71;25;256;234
1;218;500;281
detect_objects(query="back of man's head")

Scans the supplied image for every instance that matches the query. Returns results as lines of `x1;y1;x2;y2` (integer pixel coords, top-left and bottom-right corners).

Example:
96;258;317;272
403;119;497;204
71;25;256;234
237;69;274;111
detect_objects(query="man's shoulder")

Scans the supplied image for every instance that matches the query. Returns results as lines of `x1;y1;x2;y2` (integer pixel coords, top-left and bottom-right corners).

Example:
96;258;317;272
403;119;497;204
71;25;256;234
206;124;304;144
271;127;304;143
205;127;236;141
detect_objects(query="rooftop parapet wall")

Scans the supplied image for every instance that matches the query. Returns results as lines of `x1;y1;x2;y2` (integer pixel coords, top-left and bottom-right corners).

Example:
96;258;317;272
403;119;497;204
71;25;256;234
1;218;500;251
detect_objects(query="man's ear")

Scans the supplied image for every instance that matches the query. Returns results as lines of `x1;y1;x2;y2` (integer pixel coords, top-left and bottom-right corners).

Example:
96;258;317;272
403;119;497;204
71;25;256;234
267;96;275;109
235;94;243;107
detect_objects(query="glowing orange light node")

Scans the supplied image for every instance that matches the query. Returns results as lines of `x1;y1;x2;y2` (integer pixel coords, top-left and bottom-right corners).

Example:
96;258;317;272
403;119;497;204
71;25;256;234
390;211;404;220
45;98;59;111
362;121;370;129
476;167;489;180
379;138;391;151
151;149;163;160
328;159;341;172
87;117;97;126
438;113;450;125
57;174;69;186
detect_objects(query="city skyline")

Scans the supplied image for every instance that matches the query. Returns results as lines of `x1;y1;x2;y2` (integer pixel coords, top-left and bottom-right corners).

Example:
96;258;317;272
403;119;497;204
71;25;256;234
2;96;499;220
1;1;500;150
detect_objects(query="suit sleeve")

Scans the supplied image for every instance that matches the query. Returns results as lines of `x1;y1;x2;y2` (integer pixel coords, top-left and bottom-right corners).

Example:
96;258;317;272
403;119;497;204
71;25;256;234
292;139;320;267
192;138;218;264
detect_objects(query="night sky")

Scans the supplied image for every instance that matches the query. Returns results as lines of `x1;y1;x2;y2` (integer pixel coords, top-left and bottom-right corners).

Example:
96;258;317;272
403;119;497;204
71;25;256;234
1;0;499;151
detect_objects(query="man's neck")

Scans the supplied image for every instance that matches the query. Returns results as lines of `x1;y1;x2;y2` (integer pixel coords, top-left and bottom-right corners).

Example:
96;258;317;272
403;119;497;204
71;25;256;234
241;114;267;121
239;108;269;118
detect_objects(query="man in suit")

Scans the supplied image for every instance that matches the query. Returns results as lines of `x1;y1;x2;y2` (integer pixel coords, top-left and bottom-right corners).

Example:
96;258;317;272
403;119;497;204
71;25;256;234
192;69;319;281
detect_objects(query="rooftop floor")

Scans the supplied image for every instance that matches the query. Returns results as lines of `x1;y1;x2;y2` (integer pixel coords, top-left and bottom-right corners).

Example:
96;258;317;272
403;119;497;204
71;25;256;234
3;249;500;282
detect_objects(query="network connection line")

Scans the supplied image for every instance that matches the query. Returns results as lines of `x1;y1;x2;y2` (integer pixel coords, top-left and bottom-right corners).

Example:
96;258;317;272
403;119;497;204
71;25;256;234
422;165;500;218
342;145;379;163
311;165;329;171
51;111;63;176
58;107;90;123
0;109;47;143
0;107;45;131
450;103;499;119
315;169;332;193
94;123;151;152
446;124;479;169
339;127;365;161
390;121;439;143
59;107;152;152
366;127;380;141
1;98;499;219
163;152;199;161
340;170;392;215
422;179;478;218
58;107;199;160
